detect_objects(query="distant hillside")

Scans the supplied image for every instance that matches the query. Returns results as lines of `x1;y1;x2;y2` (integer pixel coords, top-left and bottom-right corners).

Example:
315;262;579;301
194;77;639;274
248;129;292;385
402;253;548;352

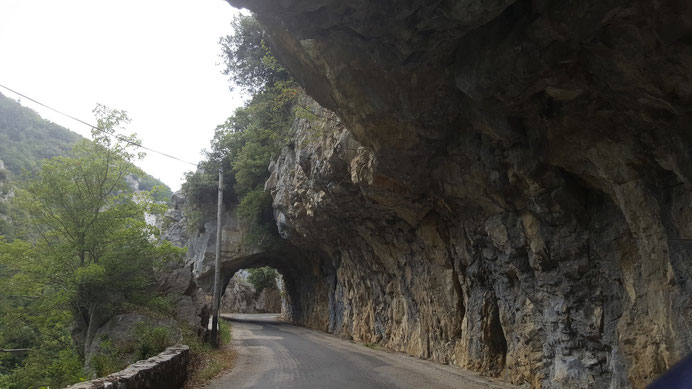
0;92;82;176
0;91;171;194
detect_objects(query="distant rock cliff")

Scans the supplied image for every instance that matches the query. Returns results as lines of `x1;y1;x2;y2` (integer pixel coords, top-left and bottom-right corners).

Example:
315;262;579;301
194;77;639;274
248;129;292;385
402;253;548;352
220;276;282;314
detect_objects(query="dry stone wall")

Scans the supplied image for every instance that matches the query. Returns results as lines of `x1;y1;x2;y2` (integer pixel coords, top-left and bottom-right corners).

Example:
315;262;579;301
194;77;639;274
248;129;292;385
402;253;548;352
65;345;189;389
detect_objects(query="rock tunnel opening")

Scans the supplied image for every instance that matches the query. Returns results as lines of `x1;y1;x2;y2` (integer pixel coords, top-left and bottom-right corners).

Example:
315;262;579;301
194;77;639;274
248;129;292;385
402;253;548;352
191;236;336;331
220;267;284;315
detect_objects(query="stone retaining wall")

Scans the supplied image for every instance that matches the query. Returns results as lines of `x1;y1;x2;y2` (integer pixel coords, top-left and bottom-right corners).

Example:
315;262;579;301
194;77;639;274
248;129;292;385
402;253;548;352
66;345;189;389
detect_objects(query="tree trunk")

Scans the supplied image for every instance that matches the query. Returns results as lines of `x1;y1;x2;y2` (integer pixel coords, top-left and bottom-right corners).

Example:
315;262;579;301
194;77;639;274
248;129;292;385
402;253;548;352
78;234;86;266
83;305;99;361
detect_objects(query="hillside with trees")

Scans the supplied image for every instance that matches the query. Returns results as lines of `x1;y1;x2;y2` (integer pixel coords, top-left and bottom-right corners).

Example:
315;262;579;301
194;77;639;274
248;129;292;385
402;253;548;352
0;92;82;176
0;92;170;191
0;93;171;241
182;15;297;245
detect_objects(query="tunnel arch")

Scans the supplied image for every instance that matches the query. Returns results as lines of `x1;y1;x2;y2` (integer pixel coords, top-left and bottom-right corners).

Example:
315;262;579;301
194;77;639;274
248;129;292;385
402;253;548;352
193;234;336;329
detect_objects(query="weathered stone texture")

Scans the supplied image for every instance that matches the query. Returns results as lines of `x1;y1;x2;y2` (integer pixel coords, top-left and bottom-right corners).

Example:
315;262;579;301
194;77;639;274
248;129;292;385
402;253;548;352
151;1;692;388
66;345;189;389
256;286;282;313
221;276;258;313
215;1;691;388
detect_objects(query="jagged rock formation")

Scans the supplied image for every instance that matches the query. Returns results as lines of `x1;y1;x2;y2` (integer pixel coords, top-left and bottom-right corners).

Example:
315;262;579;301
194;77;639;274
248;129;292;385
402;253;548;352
255;286;282;313
0;159;12;217
156;191;211;334
182;1;692;388
0;159;13;209
221;277;257;313
0;159;15;238
221;277;282;314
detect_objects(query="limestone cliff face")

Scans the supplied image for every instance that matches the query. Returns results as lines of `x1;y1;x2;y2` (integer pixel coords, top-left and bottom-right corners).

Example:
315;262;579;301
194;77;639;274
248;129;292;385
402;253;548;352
219;1;690;388
221;277;258;313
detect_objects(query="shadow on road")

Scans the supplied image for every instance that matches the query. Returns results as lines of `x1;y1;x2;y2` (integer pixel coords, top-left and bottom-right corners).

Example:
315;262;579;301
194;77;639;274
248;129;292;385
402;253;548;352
221;313;282;327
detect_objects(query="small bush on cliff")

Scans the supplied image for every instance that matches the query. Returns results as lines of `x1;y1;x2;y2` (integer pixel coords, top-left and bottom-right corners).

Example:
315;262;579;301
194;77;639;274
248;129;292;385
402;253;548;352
90;339;126;378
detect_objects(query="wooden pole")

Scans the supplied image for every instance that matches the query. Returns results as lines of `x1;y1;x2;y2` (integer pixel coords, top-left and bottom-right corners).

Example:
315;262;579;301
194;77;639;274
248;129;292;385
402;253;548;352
210;168;223;346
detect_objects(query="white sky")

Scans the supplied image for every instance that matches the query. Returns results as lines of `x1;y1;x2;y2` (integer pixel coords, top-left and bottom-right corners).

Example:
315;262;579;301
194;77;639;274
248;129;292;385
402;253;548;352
0;0;246;191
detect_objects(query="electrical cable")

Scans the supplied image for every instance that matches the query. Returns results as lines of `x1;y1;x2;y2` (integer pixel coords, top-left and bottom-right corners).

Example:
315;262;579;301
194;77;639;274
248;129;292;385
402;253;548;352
0;83;198;166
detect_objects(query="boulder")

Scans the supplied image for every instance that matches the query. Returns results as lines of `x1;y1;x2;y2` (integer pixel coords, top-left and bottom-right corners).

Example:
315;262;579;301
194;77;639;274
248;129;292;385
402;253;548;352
221;277;257;313
255;287;281;313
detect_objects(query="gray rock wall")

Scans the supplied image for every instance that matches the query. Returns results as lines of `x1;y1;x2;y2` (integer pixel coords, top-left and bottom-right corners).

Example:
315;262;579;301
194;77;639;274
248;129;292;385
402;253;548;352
220;1;692;387
221;277;257;313
157;191;211;336
255;286;282;313
164;1;692;387
262;89;691;388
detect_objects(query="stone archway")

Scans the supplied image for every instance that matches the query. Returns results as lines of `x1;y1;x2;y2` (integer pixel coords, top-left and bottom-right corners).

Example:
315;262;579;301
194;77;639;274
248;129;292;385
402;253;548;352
184;206;336;330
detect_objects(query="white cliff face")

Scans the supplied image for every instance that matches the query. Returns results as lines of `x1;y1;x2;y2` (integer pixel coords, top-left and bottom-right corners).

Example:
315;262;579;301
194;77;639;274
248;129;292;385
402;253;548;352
155;191;210;335
221;277;257;313
219;276;282;314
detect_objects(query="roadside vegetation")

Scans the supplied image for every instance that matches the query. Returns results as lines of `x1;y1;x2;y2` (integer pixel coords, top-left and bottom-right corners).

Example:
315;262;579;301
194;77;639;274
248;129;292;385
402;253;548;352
184;320;234;388
0;106;182;388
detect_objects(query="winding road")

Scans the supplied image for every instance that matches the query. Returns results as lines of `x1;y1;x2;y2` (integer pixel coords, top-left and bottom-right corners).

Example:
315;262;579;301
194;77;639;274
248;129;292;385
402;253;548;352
203;314;517;389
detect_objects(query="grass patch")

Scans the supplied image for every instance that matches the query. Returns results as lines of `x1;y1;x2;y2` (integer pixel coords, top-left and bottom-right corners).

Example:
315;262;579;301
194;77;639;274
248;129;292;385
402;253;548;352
364;342;380;350
184;319;235;388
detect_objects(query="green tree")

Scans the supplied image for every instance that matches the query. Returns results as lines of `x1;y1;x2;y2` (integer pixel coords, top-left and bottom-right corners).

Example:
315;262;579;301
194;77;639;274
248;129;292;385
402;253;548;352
0;105;181;387
219;15;291;94
247;267;279;295
184;15;297;245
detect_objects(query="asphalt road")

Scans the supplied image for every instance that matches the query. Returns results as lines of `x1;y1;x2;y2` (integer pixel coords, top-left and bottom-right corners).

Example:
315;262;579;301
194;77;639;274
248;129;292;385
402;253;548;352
203;313;518;389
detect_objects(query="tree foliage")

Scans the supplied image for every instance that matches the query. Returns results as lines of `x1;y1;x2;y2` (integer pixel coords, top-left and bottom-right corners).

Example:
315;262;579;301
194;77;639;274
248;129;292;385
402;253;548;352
0;106;183;387
184;15;298;245
0;92;172;198
0;92;82;176
219;15;292;94
247;267;279;295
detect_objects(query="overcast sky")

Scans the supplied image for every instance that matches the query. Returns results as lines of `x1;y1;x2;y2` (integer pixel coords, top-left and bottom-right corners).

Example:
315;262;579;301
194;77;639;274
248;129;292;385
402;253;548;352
0;0;245;191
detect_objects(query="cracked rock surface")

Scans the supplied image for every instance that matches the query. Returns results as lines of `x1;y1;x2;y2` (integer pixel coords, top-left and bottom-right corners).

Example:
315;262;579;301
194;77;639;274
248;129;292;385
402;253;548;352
182;1;692;387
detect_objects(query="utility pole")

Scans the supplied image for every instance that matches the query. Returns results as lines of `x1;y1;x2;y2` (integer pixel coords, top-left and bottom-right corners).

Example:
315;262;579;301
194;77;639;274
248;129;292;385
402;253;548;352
210;168;223;346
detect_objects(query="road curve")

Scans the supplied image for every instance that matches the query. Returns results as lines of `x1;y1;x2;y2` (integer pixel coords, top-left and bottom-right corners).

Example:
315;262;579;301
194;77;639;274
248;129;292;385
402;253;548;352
203;313;518;389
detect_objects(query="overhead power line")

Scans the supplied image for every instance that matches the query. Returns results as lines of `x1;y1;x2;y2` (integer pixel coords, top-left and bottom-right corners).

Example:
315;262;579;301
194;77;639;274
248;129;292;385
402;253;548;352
0;83;198;167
